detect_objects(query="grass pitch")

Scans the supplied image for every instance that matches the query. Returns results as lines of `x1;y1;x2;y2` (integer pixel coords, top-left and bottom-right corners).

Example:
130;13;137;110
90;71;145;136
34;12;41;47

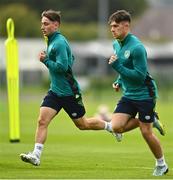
0;88;173;179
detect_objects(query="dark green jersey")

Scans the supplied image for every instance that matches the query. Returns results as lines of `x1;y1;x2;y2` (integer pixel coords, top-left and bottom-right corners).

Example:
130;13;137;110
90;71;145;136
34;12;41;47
111;33;158;100
43;31;80;96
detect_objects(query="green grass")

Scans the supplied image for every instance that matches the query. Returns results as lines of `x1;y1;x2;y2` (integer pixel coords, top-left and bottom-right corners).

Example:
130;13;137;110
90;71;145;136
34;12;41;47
0;88;173;179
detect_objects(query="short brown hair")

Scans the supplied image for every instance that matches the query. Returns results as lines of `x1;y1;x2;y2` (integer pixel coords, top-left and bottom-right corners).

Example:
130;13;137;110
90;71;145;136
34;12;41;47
41;9;61;23
108;10;131;24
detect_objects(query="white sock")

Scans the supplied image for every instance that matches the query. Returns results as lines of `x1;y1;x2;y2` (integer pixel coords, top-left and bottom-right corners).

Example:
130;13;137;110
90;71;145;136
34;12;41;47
104;121;113;132
33;143;44;159
156;156;166;166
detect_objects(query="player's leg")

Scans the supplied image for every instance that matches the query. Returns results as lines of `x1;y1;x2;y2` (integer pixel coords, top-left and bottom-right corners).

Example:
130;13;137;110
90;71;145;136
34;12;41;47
108;96;137;141
139;122;163;158
73;116;106;130
73;115;124;141
35;107;57;144
110;96;165;139
139;122;168;176
137;99;168;176
111;113;132;133
64;95;135;142
123;112;165;135
109;113;131;141
95;105;126;141
117;116;139;133
20;107;57;166
73;113;131;144
96;105;165;135
112;113;139;133
20;91;61;166
62;94;110;131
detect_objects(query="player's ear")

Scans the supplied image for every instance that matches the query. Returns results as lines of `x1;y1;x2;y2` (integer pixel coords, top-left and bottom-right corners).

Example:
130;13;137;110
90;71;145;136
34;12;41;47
125;21;130;28
122;21;129;32
54;21;60;28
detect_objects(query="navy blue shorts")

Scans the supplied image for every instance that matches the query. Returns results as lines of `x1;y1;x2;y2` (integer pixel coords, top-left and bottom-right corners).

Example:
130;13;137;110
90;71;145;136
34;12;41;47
114;97;156;123
41;90;86;119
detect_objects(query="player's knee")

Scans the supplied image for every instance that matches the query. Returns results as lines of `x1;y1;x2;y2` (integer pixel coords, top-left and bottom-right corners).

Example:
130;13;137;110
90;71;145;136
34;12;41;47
140;128;152;139
112;125;124;133
117;128;124;133
113;128;124;133
75;121;89;130
76;123;88;130
37;116;48;128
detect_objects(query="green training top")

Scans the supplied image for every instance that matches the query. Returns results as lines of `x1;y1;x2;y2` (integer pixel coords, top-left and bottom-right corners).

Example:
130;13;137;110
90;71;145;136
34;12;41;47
43;31;80;96
111;33;158;100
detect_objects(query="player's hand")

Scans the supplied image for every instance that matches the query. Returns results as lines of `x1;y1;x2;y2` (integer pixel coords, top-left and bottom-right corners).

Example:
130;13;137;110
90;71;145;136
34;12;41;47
112;83;120;92
38;51;47;62
108;55;117;64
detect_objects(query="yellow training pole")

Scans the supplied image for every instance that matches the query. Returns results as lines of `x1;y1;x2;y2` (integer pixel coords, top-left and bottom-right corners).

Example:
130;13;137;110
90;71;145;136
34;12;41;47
5;18;20;142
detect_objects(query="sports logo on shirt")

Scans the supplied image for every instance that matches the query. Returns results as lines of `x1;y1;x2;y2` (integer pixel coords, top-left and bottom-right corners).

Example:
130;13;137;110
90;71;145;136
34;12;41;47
145;115;151;120
124;50;130;58
72;112;77;117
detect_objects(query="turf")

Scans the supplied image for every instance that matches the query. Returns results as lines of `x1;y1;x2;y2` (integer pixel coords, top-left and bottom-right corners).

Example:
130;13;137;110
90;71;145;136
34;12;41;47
0;89;173;179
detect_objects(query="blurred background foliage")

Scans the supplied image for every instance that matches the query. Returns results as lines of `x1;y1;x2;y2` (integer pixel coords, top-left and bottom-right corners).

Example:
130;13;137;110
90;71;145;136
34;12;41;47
0;0;148;40
1;0;172;90
0;3;41;37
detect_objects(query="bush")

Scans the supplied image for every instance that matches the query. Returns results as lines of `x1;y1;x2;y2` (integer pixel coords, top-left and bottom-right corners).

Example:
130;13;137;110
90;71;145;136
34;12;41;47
0;3;41;37
61;23;99;41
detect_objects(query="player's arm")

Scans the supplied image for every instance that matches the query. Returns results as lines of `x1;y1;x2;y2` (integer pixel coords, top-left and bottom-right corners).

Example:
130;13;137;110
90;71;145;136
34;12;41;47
110;45;147;82
41;42;68;73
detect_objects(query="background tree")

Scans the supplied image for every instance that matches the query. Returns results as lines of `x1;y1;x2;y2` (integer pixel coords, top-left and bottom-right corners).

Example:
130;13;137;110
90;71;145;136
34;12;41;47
0;0;148;38
0;3;41;37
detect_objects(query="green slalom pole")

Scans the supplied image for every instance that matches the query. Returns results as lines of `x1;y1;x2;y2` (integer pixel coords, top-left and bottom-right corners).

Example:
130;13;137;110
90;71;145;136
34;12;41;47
5;18;20;142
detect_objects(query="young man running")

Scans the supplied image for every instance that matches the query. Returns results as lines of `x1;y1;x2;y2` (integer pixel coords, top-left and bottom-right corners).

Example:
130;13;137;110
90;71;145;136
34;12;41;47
19;9;119;166
107;10;168;176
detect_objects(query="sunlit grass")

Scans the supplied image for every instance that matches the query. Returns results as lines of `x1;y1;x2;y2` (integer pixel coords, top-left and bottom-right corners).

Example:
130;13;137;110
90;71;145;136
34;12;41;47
0;87;172;179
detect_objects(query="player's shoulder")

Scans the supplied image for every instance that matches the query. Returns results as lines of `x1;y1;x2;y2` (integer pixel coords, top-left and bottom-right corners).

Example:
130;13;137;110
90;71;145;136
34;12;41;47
54;33;70;48
129;34;142;44
129;34;146;51
55;33;66;43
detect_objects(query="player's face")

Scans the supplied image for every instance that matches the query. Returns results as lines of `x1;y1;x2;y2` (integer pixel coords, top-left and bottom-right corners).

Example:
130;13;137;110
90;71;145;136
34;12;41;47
41;16;59;37
110;21;129;40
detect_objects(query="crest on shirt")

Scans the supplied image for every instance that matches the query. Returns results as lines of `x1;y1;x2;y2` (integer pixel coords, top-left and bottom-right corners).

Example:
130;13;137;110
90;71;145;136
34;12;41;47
72;112;78;117
124;50;130;58
145;115;151;120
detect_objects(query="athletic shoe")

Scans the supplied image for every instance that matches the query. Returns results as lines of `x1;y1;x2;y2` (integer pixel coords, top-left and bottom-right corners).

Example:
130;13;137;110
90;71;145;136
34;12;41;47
112;132;123;142
20;152;40;166
153;112;165;136
153;164;168;176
